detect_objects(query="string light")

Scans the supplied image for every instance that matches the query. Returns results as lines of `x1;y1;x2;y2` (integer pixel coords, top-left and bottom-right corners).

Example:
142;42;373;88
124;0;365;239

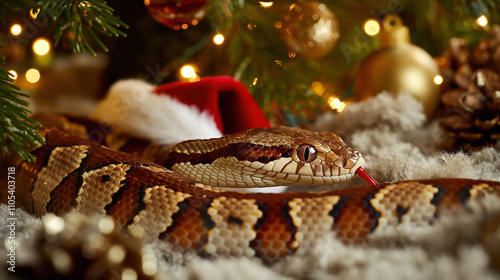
30;8;40;19
477;15;488;27
434;75;443;85
144;0;151;6
10;24;22;36
26;68;41;83
259;1;273;8
327;96;347;112
213;34;225;45
252;77;258;86
337;102;347;112
79;1;91;8
33;38;51;55
363;19;380;36
180;65;199;82
8;70;17;80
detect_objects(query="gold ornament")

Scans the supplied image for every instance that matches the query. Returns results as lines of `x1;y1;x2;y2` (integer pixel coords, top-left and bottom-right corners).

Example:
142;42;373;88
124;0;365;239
353;15;440;119
277;1;339;59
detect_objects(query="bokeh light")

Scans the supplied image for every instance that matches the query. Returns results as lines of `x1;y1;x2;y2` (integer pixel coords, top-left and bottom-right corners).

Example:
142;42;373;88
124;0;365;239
33;38;51;55
10;24;22;36
363;19;380;36
477;15;488;27
26;68;41;83
213;34;225;45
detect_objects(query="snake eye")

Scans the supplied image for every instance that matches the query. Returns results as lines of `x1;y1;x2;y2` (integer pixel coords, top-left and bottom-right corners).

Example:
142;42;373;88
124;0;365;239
297;144;317;163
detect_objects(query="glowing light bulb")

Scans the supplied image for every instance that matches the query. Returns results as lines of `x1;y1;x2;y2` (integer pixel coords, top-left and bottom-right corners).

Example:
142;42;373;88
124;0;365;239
328;97;340;109
213;34;225;45
252;77;258;86
26;68;41;83
144;0;151;6
33;38;51;55
327;96;347;112
363;19;380;36
180;65;196;78
10;24;22;36
30;8;40;19
337;102;347;112
8;70;17;80
477;15;488;27
434;75;443;85
259;1;273;8
180;65;199;81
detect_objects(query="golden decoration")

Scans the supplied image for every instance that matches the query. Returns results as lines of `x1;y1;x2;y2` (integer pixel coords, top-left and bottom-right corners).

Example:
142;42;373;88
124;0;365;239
353;15;440;119
277;1;339;59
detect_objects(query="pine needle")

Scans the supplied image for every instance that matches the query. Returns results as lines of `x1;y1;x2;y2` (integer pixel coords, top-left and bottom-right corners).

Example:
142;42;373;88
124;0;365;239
0;55;45;162
37;0;129;55
0;0;128;161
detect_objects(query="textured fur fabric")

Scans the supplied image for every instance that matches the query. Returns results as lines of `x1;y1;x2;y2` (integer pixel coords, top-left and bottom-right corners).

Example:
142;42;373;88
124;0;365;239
2;93;500;279
92;79;223;145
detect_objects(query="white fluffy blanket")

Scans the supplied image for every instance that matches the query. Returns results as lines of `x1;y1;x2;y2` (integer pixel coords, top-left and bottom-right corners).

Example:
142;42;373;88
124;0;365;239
1;92;500;279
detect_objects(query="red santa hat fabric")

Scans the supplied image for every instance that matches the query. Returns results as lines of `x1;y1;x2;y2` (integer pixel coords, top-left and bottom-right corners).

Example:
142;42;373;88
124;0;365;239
154;76;271;135
92;76;270;145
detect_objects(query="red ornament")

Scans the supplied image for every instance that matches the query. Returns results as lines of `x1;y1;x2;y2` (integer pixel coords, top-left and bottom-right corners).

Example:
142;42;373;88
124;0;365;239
146;0;208;30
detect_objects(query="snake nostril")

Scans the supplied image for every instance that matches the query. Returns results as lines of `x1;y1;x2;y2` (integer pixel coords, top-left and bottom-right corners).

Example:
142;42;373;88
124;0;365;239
348;151;360;160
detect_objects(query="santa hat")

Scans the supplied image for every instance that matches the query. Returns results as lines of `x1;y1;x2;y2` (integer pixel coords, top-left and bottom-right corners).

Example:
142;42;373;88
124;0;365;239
92;76;270;145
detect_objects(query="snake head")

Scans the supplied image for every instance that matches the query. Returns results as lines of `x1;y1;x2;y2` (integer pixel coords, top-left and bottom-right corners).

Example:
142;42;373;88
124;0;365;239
232;127;366;187
166;126;375;188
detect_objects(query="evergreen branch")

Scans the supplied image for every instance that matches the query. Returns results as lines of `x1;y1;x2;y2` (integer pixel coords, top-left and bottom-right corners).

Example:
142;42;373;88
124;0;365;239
37;0;129;55
0;55;45;162
0;0;128;161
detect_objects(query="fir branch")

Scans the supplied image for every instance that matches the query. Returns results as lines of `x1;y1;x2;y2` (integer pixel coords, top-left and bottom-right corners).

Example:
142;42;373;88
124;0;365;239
0;0;128;161
37;0;129;55
0;54;45;162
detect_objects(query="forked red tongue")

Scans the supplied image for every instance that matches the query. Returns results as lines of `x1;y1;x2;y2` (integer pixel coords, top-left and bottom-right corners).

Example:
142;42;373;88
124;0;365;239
355;167;379;186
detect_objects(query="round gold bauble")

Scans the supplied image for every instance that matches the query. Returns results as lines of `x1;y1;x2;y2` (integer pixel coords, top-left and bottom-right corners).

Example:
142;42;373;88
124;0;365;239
353;43;441;119
278;1;339;59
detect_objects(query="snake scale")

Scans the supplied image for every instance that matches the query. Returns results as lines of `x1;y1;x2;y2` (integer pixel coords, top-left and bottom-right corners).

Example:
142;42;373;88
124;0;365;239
4;113;500;265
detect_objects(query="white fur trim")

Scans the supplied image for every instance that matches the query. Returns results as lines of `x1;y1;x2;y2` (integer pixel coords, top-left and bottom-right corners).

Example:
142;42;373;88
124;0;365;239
92;79;223;145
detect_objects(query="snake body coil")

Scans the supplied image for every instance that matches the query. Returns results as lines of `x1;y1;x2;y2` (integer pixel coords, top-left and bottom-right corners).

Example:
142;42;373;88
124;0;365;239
7;123;500;264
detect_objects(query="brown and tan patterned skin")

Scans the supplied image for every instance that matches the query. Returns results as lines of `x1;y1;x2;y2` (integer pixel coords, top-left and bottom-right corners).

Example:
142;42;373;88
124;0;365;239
30;113;364;188
163;126;364;187
9;127;500;265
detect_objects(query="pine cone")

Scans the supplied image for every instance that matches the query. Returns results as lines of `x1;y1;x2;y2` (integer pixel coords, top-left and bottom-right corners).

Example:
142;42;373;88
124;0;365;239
438;69;500;149
12;213;158;280
437;26;500;150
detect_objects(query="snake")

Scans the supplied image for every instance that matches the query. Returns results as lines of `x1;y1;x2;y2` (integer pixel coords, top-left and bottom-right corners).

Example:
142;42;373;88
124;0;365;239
4;113;500;265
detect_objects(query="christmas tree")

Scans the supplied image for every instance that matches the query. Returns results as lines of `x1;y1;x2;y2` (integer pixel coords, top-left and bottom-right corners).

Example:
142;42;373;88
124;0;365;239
1;0;499;160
